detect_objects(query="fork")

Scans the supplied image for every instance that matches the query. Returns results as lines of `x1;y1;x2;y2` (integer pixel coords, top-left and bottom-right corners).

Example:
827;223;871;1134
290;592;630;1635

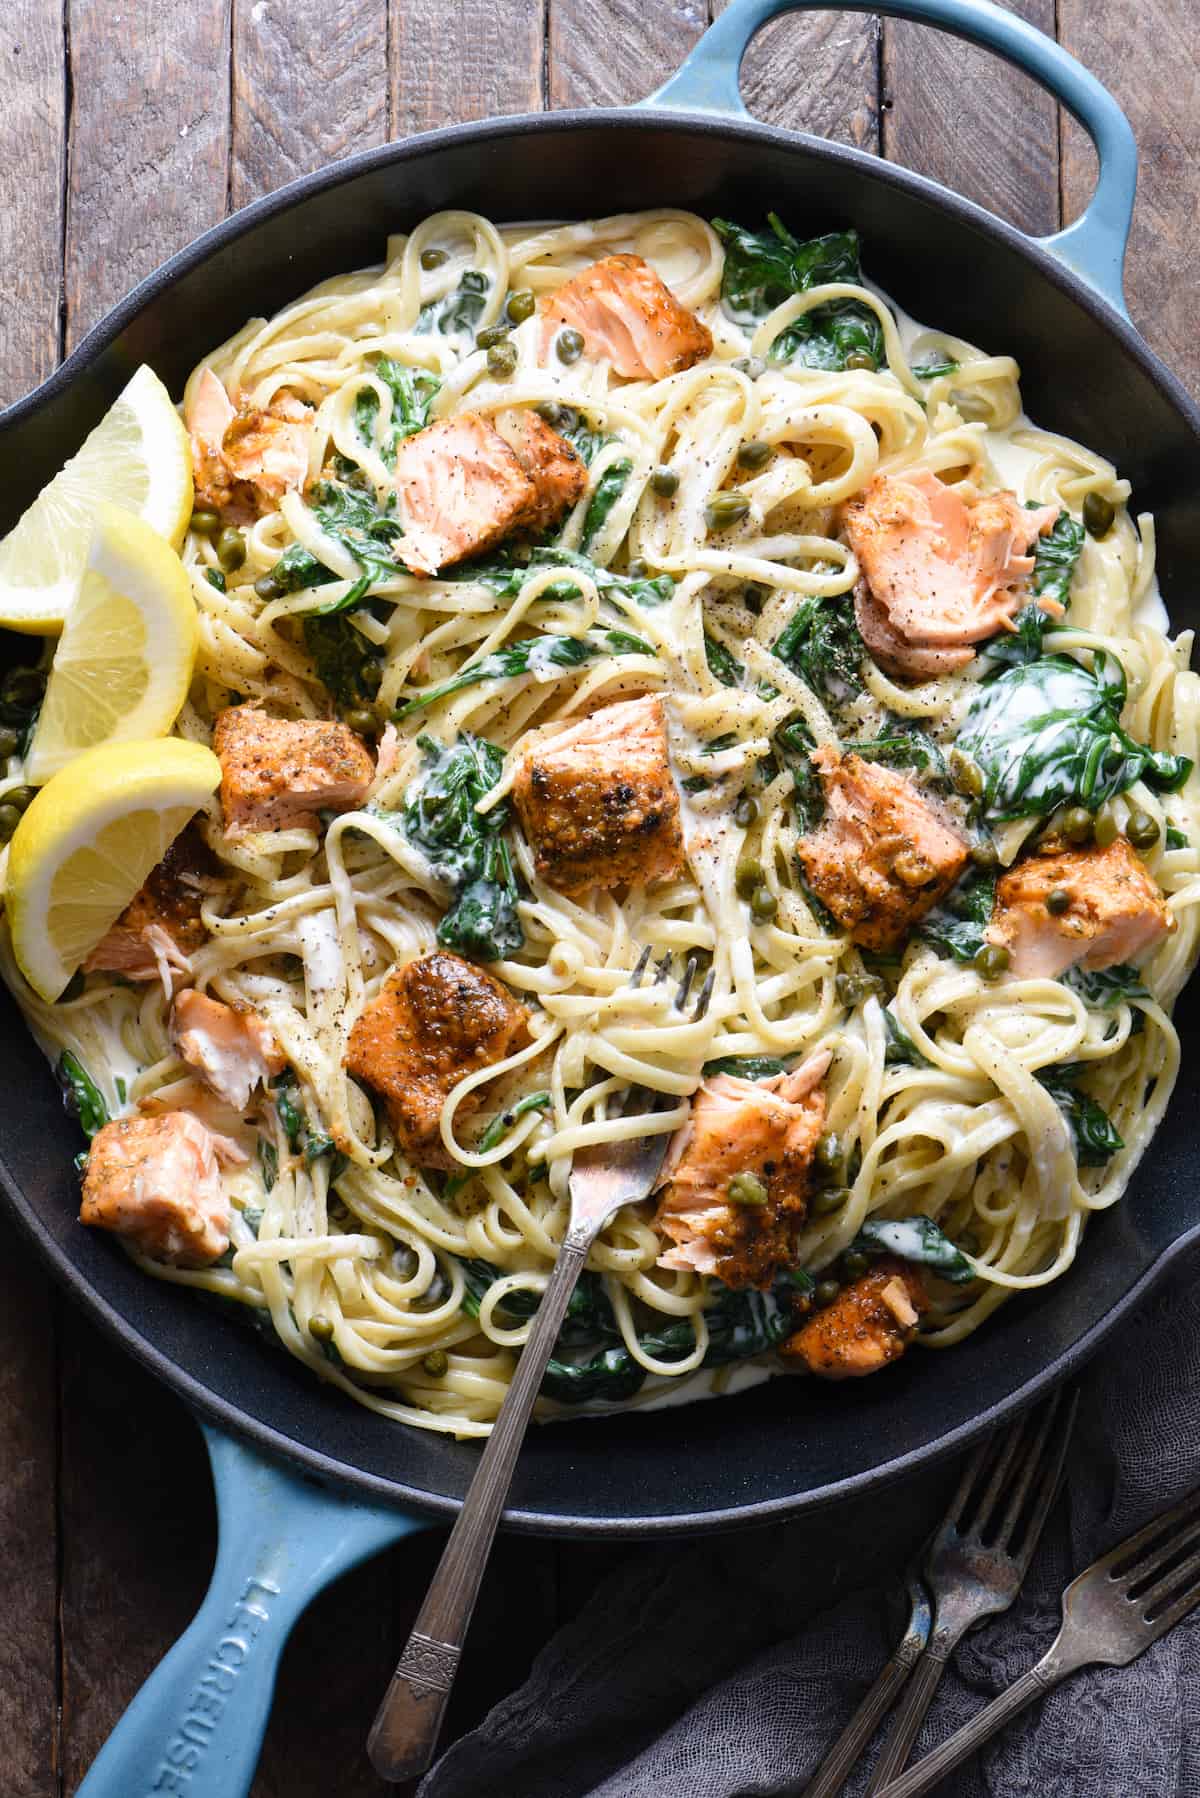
858;1386;1077;1795
877;1479;1200;1797
367;948;712;1782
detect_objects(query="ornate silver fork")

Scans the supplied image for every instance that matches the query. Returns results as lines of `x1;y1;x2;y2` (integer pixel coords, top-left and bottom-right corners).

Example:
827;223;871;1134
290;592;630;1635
878;1478;1200;1798
367;948;712;1782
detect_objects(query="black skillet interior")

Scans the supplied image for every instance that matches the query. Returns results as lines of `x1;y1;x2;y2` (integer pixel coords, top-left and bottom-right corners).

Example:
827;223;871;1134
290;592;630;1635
3;112;1200;1536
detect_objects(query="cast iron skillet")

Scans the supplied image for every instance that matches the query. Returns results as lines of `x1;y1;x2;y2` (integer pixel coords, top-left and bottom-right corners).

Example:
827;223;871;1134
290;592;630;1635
4;1;1199;1790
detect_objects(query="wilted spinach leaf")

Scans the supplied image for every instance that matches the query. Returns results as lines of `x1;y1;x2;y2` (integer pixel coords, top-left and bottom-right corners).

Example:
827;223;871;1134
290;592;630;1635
704;633;743;688
394;627;652;718
852;1214;974;1282
843;721;948;785
712;215;883;370
403;733;523;960
917;867;997;962
355;356;440;466
1062;964;1149;1008
57;1052;108;1140
446;544;674;610
302;613;380;711
702;1055;788;1080
882;1009;930;1068
417;268;490;336
772;594;864;702
1037;1064;1124;1166
581;458;632;552
910;351;959;380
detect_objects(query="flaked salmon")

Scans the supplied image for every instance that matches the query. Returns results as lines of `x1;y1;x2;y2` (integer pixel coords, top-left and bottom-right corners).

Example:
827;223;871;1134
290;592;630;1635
781;1256;928;1379
843;470;1060;678
392;414;538;576
655;1051;830;1290
213;706;374;835
539;254;713;381
796;746;969;951
512;695;684;897
80;1110;247;1267
187;367;312;523
493;408;587;534
84;823;218;982
986;835;1172;979
344;950;530;1168
171;989;286;1111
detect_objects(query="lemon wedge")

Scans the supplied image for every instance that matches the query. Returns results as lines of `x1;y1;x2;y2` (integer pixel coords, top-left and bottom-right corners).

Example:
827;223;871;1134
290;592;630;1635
0;365;193;634
6;738;220;1002
25;505;199;783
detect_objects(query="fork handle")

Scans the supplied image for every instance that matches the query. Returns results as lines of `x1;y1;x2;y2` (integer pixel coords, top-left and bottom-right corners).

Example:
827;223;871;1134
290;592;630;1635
874;1655;1063;1798
864;1648;950;1793
367;1227;592;1783
800;1643;924;1798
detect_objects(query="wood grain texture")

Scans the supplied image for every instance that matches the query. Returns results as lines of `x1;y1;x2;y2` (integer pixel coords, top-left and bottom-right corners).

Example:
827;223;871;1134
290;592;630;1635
389;0;545;137
1060;0;1200;401
232;0;388;208
712;2;880;151
883;0;1058;237
1;2;66;407
63;0;232;348
548;0;705;109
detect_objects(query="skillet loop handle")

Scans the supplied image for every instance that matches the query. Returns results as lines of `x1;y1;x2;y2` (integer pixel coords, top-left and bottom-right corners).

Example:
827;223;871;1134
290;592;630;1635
76;1422;424;1798
642;0;1137;317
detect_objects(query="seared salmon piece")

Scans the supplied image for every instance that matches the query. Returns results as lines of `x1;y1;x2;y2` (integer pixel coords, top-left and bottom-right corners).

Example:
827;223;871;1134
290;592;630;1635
171;990;286;1111
80;1110;247;1268
344;950;531;1168
392;414;538;576
797;746;969;952
512;695;684;897
655;1051;830;1290
213;706;374;835
781;1256;928;1379
493;408;586;534
986;836;1172;979
843;470;1060;678
539;254;713;381
186;367;312;523
84;823;218;982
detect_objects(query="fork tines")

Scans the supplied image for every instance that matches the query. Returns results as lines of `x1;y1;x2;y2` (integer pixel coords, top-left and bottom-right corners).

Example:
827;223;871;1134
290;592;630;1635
1100;1486;1200;1626
628;946;714;1022
947;1386;1077;1567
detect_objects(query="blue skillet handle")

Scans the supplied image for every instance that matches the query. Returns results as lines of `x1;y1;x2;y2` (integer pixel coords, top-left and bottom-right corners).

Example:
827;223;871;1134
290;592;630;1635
643;0;1137;318
76;1420;426;1798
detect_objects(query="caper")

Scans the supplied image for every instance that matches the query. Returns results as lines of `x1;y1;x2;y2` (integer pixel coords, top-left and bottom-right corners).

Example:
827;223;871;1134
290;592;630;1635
735;858;764;899
1093;812;1119;848
969;839;1000;871
534;401;567;429
5;786;36;815
421;1348;449;1378
0;666;47;714
419;246;448;270
705;492;751;531
556;327;585;364
814;1132;841;1173
506;288;536;324
0;727;20;760
835;971;864;1007
737;439;772;471
974;943;1011;980
845;350;876;371
750;885;778;923
1083;492;1116;538
732;355;766;379
842;1250;869;1279
1062;805;1095;845
358;659;383;695
949;749;984;798
1044;887;1071;916
476;323;510;350
814;1278;841;1307
216;527;246;573
308;1314;334;1342
345;707;377;737
254;570;285;601
728;1171;769;1207
1126;809;1161;852
811;1185;851;1217
734;794;759;828
487;341;518;379
0;804;21;842
189;508;221;538
742;581;768;615
650;465;679;498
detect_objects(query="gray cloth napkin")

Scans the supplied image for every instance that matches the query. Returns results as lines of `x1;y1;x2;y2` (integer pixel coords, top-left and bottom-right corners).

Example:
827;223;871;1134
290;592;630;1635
420;1247;1200;1798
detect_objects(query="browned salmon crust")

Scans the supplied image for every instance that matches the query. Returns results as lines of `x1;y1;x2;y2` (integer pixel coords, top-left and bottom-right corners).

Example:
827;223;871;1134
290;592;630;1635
392;414;538;576
187;369;312;523
539;254;713;380
344;951;531;1168
512;695;684;897
796;746;970;952
213;706;374;835
781;1257;928;1379
80;1111;241;1268
84;823;218;979
987;836;1171;979
493;409;587;534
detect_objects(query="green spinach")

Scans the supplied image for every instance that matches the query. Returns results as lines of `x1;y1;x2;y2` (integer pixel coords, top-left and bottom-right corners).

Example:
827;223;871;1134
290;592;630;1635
702;1055;788;1080
704;633;743;689
270;480;403;612
772;594;864;701
447;544;674;609
843;721;948;785
394;627;653;719
984;512;1084;669
852;1215;974;1283
883;1009;930;1068
917;867;997;962
355;356;440;466
56;1051;108;1140
712;215;883;369
417;269;490;336
581;458;633;551
911;351;959;380
302;613;381;711
1062;964;1149;1007
1037;1064;1124;1166
402;733;524;960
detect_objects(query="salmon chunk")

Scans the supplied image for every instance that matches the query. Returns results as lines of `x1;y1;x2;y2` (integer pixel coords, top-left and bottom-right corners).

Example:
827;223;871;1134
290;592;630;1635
344;951;531;1167
84;823;218;982
213;706;374;835
171;990;286;1111
80;1110;247;1268
392;414;538;576
493;408;587;534
986;836;1171;979
512;695;684;897
796;746;969;951
187;367;312;523
781;1257;928;1379
539;254;713;381
843;471;1059;678
655;1051;830;1290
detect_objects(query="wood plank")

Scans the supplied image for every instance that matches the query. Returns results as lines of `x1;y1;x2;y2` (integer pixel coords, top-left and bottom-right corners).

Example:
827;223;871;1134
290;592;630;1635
1;2;67;407
63;0;232;349
548;0;705;109
389;0;545;137
1059;0;1200;401
883;0;1058;238
712;1;880;151
232;0;389;209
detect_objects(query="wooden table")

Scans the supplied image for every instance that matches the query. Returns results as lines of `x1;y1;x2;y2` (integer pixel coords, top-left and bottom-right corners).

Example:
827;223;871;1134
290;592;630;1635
1;3;1196;1791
